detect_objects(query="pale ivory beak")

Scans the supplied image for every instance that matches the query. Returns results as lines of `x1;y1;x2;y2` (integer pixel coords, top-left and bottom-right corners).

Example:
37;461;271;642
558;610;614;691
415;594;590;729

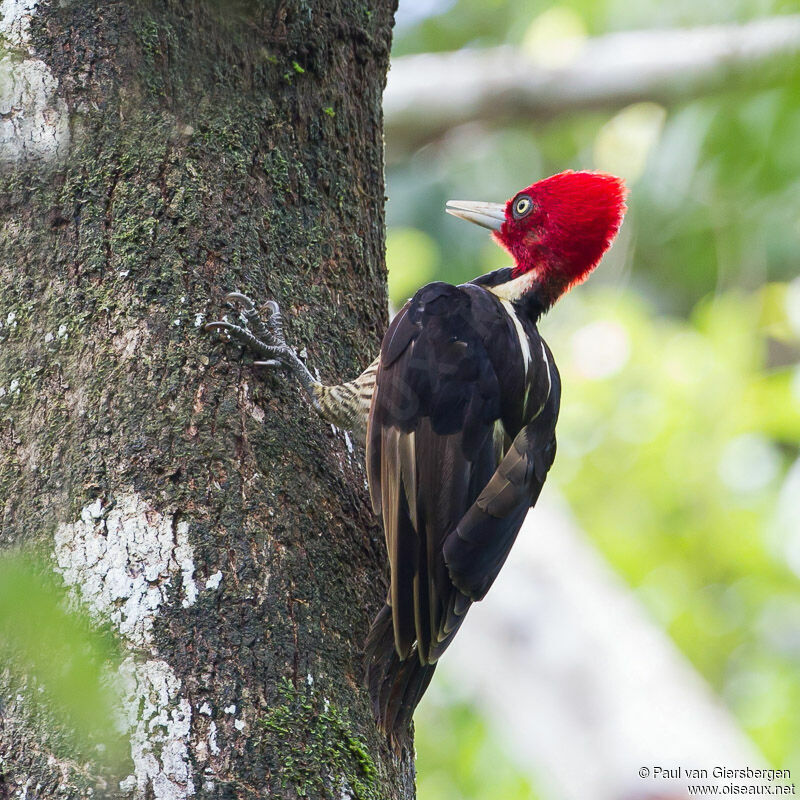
445;200;506;231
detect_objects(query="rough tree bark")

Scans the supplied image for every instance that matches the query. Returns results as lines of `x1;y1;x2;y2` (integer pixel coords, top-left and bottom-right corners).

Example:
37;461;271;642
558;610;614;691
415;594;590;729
0;0;408;798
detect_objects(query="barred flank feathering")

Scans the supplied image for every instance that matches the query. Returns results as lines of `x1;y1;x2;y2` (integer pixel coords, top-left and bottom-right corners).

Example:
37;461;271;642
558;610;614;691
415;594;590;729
314;357;379;443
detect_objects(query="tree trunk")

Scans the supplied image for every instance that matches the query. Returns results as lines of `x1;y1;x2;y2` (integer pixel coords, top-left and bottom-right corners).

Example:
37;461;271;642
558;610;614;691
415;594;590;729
0;1;407;798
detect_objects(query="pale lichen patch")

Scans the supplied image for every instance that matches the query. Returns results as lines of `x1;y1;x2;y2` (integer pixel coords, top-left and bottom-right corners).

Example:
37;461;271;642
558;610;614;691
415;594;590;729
0;55;70;163
177;541;198;610
0;1;70;163
0;0;37;50
53;493;198;646
205;570;222;591
53;493;200;799
339;781;355;800
208;722;220;756
118;658;195;800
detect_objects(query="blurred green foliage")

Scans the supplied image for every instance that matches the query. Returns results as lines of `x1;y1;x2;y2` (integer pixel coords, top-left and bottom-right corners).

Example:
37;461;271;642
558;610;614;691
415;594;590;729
545;285;800;767
415;679;542;800
394;0;800;54
389;0;800;794
0;552;128;770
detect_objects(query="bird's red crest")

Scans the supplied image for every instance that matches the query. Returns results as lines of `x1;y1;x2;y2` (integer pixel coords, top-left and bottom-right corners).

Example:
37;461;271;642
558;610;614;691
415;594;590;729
494;170;627;303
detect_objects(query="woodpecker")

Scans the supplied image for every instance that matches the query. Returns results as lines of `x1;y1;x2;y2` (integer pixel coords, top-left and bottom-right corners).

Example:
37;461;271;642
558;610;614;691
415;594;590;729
206;170;626;744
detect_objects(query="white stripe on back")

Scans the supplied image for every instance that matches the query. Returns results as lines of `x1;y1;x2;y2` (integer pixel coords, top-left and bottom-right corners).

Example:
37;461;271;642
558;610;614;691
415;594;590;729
497;298;532;380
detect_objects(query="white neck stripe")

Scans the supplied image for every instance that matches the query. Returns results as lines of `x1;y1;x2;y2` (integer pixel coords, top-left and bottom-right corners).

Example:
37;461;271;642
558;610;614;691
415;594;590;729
497;298;532;381
488;269;538;302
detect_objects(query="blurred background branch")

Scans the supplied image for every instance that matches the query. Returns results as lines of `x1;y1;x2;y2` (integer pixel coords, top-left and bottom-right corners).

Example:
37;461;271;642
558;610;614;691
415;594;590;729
386;16;800;157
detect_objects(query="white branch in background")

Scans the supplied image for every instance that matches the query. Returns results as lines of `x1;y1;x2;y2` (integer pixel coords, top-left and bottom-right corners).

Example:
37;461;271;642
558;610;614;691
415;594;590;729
434;489;763;800
385;16;800;153
0;0;70;164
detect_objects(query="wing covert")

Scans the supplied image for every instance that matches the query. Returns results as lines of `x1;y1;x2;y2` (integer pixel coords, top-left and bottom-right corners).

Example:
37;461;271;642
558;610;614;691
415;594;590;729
442;367;560;601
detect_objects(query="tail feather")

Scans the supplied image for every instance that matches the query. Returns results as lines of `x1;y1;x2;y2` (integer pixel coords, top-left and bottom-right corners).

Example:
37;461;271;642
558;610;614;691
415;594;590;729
364;603;436;748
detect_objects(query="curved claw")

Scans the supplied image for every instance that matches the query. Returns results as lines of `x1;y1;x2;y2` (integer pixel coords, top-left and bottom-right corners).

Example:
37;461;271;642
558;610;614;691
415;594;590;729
262;300;286;345
224;292;256;311
204;292;319;402
204;321;235;333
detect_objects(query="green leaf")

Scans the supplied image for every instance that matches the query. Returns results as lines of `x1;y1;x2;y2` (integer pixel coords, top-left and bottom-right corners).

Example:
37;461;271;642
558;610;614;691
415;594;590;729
0;551;129;770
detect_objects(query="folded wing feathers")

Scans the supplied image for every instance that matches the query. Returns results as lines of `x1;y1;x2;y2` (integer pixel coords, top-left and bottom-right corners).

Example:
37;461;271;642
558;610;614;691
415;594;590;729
384;428;418;659
443;388;560;601
363;284;562;742
474;428;535;515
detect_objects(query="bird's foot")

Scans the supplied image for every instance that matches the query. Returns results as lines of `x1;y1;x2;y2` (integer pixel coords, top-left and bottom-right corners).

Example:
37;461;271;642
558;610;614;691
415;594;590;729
205;292;320;404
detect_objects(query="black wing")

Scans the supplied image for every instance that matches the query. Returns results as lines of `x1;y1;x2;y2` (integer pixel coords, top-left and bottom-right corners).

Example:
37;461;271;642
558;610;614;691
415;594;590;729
364;282;560;740
442;375;559;601
367;283;503;660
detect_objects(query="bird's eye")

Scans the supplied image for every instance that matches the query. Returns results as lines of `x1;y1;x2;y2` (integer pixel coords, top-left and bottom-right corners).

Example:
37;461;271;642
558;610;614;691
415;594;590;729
512;195;533;220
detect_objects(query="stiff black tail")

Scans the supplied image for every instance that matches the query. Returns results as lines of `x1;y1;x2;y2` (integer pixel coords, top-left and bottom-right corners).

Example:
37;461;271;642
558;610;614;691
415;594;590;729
364;603;437;748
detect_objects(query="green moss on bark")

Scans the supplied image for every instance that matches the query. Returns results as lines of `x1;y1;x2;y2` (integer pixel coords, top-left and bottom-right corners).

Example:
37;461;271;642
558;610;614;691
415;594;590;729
260;677;380;799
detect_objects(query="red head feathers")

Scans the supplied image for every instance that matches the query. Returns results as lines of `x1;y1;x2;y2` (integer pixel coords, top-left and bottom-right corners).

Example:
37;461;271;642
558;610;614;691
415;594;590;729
447;171;627;308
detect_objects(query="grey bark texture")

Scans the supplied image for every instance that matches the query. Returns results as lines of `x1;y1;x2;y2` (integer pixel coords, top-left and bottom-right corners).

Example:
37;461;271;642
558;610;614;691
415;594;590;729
0;0;409;798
